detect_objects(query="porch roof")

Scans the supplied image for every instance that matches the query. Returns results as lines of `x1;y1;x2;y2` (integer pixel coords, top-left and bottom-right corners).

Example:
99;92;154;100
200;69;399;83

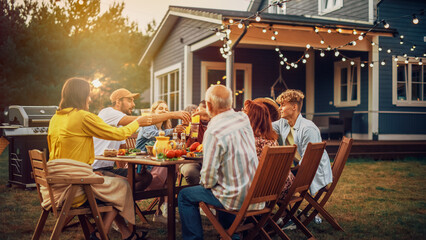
138;6;397;64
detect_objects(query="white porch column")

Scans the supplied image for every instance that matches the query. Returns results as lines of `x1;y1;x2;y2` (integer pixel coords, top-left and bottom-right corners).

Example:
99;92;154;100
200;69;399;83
368;36;380;140
184;45;193;106
226;51;235;108
305;49;315;120
150;60;154;105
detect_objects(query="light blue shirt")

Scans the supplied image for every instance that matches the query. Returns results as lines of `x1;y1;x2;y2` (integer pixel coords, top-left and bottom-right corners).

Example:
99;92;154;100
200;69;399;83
135;125;173;151
272;114;333;195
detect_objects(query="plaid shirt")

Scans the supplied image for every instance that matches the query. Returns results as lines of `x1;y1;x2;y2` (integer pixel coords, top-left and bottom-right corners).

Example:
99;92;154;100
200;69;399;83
201;109;264;210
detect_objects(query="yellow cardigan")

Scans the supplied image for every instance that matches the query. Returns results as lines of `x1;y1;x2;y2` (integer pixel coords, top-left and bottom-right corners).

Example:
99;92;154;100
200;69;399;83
47;107;139;165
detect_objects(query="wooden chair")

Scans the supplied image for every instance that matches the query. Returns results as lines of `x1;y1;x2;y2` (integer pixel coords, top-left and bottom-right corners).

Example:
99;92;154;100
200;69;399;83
269;142;326;240
29;149;113;240
199;145;297;240
297;137;353;231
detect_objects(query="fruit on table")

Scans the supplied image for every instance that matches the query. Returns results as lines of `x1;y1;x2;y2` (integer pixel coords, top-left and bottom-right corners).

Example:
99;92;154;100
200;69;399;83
189;142;200;152
118;149;127;155
166;150;176;159
195;144;203;152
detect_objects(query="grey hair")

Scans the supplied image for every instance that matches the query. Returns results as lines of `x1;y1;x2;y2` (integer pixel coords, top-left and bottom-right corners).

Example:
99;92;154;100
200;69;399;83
205;85;232;110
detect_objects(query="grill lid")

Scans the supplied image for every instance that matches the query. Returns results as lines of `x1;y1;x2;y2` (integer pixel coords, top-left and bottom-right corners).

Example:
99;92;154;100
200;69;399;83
8;105;58;127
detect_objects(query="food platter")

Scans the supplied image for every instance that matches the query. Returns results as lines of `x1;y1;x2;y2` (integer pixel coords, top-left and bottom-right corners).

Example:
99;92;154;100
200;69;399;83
150;157;184;161
116;155;136;158
182;155;203;160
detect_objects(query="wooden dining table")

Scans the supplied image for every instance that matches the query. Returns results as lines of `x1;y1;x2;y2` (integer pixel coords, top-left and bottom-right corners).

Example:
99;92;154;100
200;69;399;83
95;155;202;240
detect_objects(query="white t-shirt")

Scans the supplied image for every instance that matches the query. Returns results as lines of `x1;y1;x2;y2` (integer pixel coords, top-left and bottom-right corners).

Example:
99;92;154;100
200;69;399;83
92;107;127;169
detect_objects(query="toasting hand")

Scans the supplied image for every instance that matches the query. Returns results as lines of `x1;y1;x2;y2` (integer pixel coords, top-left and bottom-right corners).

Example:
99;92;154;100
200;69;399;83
173;111;191;125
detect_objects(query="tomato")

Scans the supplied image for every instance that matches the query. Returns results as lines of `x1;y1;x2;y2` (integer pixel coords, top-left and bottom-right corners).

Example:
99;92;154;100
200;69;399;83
189;142;200;152
181;149;187;156
118;149;126;155
166;150;175;159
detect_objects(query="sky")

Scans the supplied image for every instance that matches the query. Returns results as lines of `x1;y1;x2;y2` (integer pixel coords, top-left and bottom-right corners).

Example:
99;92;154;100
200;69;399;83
100;0;252;31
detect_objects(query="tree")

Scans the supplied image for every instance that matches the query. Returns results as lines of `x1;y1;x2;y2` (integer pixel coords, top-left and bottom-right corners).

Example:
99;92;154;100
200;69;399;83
0;0;151;114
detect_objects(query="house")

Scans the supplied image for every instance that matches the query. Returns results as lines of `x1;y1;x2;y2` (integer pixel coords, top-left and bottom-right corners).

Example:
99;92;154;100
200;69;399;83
138;0;426;141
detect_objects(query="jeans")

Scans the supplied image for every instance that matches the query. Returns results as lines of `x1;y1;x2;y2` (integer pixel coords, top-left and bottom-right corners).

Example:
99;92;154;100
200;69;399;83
178;185;240;240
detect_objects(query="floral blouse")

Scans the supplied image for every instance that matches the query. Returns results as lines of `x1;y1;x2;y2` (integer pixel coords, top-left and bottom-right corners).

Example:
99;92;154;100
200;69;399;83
254;136;278;159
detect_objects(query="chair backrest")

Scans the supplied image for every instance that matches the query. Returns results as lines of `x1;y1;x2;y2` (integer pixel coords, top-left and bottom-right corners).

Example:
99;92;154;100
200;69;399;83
284;142;326;202
330;137;353;190
28;149;59;217
125;133;138;149
239;145;297;211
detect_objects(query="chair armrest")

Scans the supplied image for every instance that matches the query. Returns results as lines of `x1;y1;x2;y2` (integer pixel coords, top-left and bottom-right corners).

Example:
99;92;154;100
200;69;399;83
47;177;104;184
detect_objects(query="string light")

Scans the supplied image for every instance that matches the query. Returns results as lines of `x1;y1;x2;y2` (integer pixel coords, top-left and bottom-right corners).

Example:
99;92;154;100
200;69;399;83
403;53;408;57
274;31;279;35
371;42;376;46
382;20;390;28
378;47;382;51
381;60;386;65
302;59;307;64
358;34;364;40
412;14;419;24
337;28;342;33
305;53;310;58
353;29;357;35
314;27;319;33
405;58;409;64
229;19;234;24
306;44;311;49
334;49;340;57
370;63;374;67
327;46;331;51
351;41;357;46
320;39;325;44
280;61;284;65
275;47;280;52
419;59;423;65
350;61;355;65
238;23;243;29
255;14;261;22
342;57;346;61
394;57;398;62
387;49;392;53
327;29;332;33
286;65;291;70
361;63;365;67
320;50;325;57
271;36;276;40
262;28;267;33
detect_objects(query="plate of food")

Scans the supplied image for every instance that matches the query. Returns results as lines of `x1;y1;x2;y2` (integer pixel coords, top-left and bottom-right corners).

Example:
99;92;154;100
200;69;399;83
182;152;203;160
117;155;136;158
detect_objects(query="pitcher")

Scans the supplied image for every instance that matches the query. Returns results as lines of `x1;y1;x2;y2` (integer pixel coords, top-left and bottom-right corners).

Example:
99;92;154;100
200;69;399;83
152;131;176;157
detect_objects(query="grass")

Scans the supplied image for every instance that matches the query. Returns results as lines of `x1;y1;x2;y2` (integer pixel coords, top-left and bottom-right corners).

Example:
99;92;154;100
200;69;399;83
0;147;425;239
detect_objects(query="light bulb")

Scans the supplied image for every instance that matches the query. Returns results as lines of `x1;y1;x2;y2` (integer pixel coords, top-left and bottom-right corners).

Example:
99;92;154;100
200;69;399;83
371;42;376;46
255;15;261;22
271;36;276;40
419;59;423;65
274;31;278;35
378;47;382;51
327;29;331;33
279;54;283;58
229;19;234;24
361;63;365;67
383;20;389;29
412;15;419;24
334;50;340;57
381;60;386;66
306;44;311;49
286;65;291;70
394;57;398;62
412;45;416;49
294;64;298;68
227;39;232;45
400;35;404;39
320;40;325;44
400;40;404;45
291;62;295;67
405;58;409;64
351;41;357;46
342;57;346;61
403;54;407;57
216;31;221;36
305;53;310;58
353;29;357;35
280;61;284;65
320;51;325;57
302;59;307;64
370;63;374;67
350;61;355;65
387;49;392;53
337;28;342;33
275;47;280;52
314;27;319;33
358;35;364;40
327;46;331;51
283;58;287;61
262;28;267;33
238;23;243;29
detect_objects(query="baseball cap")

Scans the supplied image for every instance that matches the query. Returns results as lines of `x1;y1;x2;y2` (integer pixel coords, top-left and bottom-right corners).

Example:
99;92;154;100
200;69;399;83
110;88;140;103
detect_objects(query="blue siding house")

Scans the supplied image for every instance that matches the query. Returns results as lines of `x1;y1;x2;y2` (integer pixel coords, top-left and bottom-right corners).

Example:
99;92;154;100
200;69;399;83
139;0;425;141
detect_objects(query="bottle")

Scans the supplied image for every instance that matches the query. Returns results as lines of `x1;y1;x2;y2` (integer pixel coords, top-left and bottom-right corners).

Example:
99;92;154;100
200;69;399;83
190;115;200;139
180;132;187;149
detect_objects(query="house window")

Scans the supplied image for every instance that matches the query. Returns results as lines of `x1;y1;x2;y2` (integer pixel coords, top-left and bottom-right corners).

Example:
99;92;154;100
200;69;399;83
333;58;361;107
154;63;182;111
392;57;426;106
201;62;252;110
268;0;286;14
318;0;343;15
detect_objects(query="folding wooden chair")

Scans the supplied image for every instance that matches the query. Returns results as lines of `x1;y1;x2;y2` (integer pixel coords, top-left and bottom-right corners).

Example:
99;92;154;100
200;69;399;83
29;149;113;240
297;137;353;231
269;142;326;240
199;145;297;240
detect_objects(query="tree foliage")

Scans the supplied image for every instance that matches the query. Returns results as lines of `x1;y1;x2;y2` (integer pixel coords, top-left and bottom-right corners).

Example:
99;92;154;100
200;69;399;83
0;0;152;113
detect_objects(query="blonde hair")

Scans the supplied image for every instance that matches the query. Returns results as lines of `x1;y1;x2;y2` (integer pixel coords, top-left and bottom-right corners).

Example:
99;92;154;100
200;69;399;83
151;100;171;129
276;89;305;110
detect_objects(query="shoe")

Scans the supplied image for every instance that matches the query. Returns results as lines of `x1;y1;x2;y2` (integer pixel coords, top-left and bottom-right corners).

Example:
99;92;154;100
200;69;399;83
282;220;296;230
111;221;120;232
124;231;149;240
276;217;284;227
200;208;216;216
314;215;322;224
152;213;168;224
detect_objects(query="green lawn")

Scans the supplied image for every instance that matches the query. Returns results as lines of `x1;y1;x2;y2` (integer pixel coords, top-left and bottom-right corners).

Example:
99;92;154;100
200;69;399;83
0;147;425;239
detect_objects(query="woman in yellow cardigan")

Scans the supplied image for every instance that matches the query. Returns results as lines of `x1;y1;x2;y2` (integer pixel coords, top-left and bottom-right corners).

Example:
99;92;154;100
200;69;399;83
47;78;191;240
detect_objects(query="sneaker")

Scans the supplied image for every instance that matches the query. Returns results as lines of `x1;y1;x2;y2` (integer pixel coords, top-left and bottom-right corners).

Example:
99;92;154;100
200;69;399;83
152;213;168;224
276;217;284;227
314;215;322;224
282;220;296;230
111;221;120;232
200;208;216;216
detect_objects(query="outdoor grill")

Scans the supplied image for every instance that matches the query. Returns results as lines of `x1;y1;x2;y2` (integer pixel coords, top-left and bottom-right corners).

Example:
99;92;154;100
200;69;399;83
1;105;57;188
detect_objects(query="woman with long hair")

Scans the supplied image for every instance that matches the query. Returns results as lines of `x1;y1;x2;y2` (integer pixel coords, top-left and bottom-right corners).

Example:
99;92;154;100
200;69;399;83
243;100;295;199
47;77;148;240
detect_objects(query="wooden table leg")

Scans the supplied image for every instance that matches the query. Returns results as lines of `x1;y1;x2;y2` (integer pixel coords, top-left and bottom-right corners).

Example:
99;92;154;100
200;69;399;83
128;163;135;233
167;165;176;240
